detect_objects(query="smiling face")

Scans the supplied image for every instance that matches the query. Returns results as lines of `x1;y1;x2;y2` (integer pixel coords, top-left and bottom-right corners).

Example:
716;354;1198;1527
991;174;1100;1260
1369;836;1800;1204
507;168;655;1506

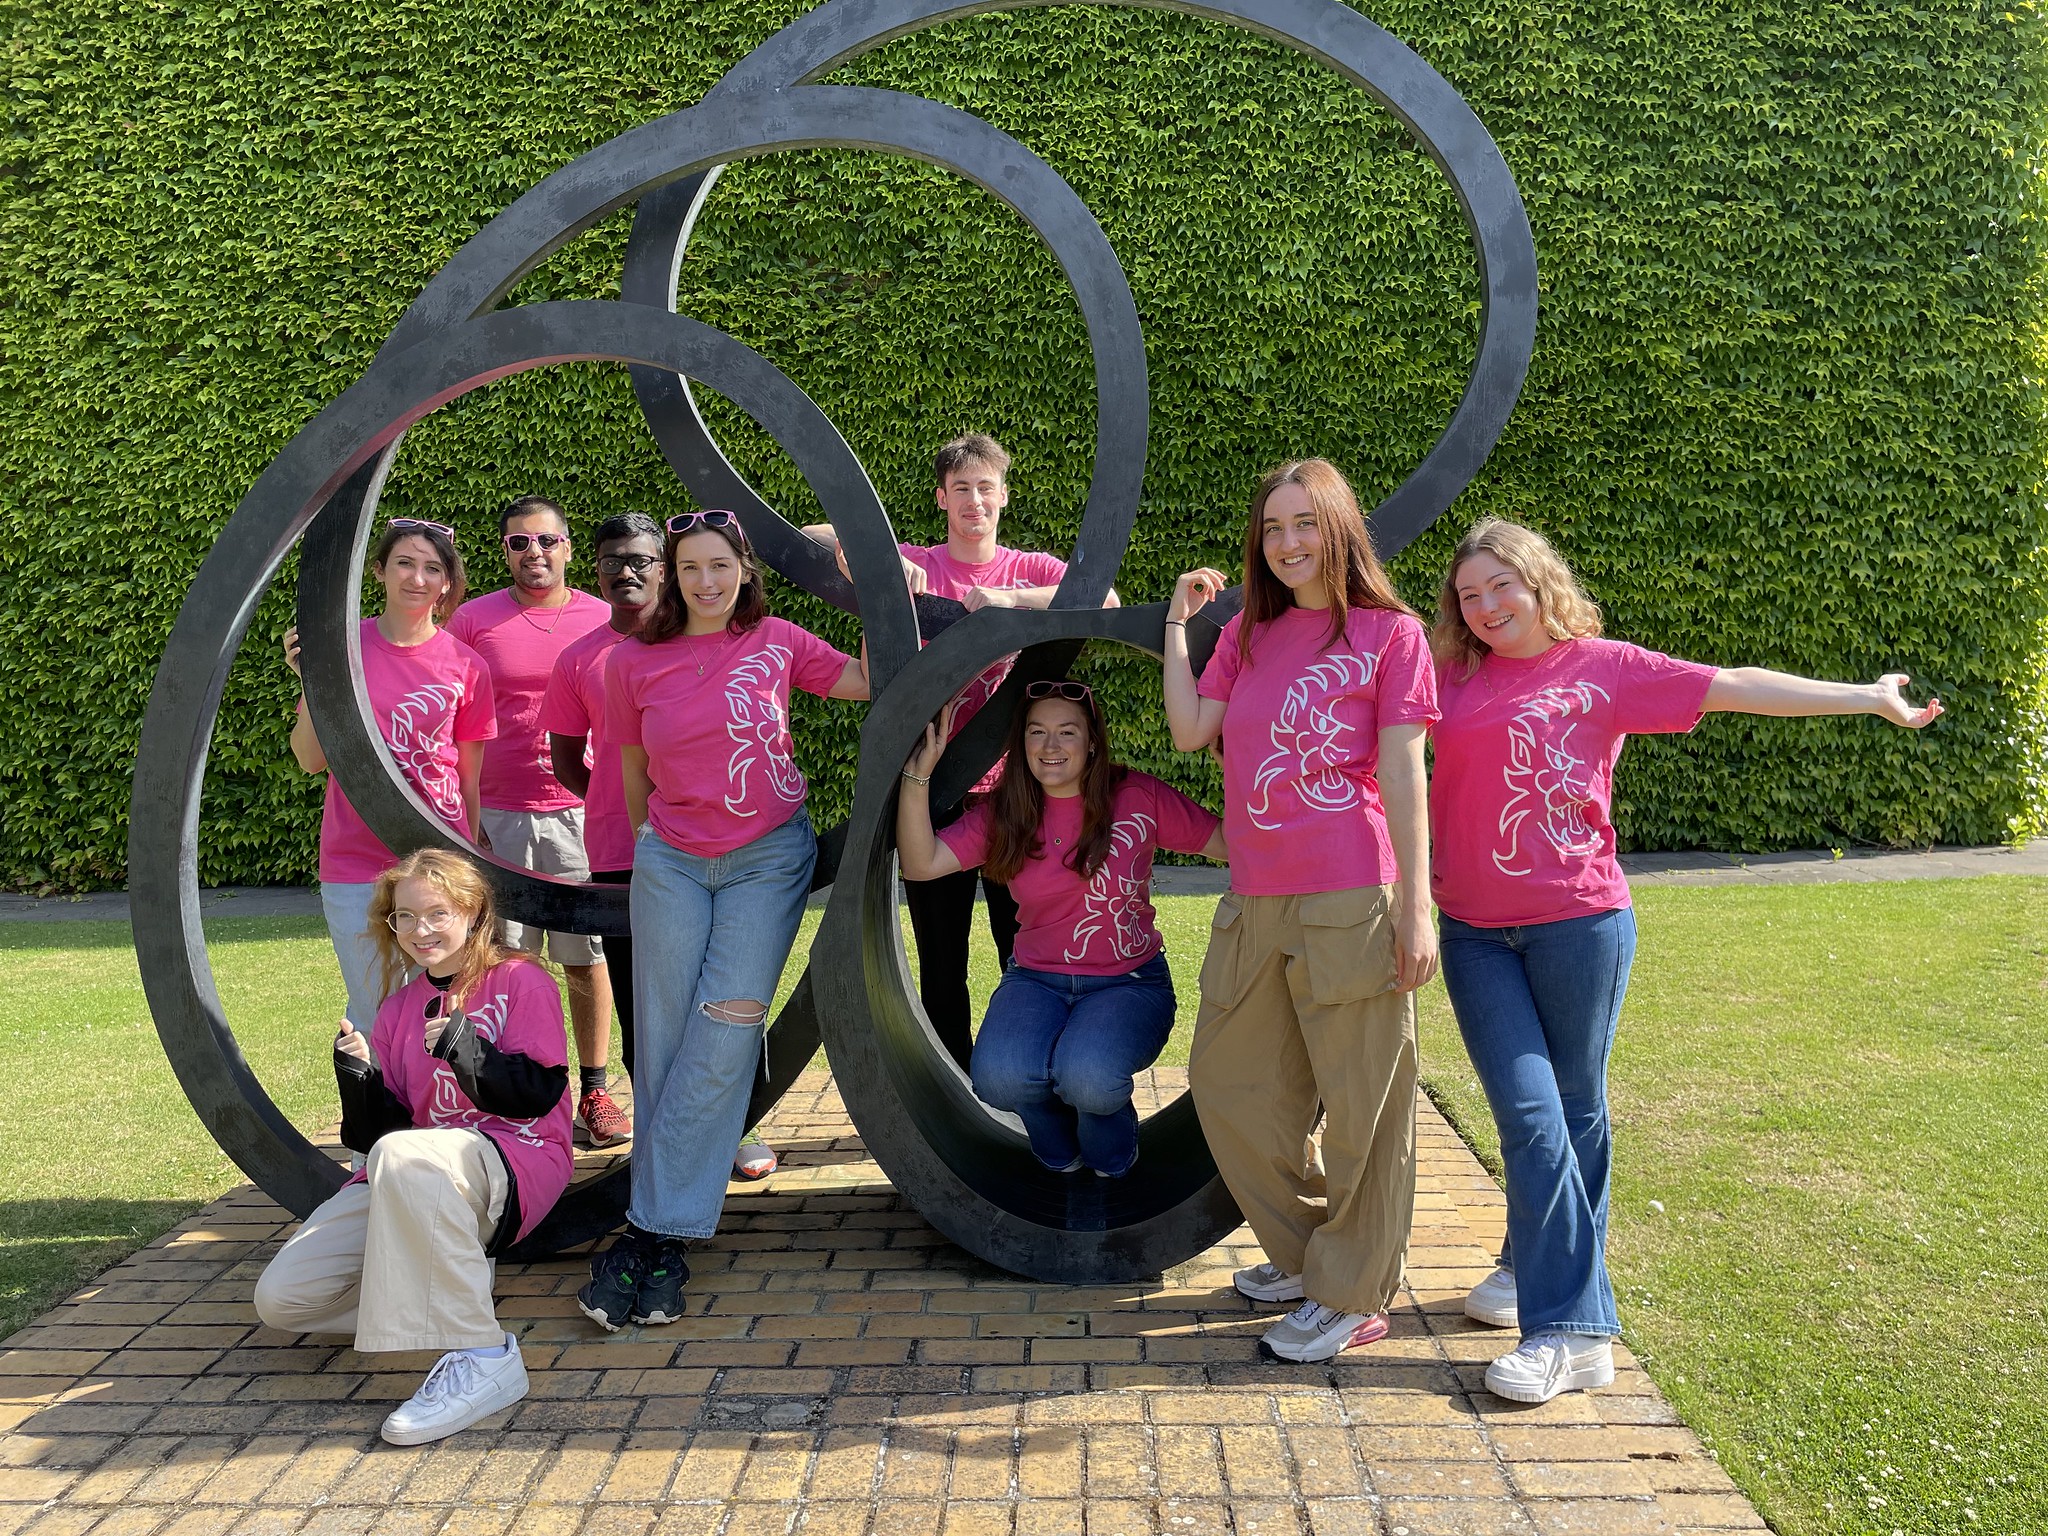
1260;481;1324;602
935;456;1009;545
672;529;745;631
1455;550;1551;658
388;874;476;973
373;535;452;621
503;507;570;595
598;532;665;622
1023;697;1092;797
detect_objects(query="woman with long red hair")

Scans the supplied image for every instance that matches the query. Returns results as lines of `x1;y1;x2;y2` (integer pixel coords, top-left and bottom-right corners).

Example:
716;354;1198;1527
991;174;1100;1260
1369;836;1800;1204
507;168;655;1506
898;683;1225;1176
1163;458;1439;1363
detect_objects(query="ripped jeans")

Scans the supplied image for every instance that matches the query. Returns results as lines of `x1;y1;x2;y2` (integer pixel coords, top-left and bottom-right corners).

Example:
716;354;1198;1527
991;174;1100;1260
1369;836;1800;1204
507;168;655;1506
626;809;816;1239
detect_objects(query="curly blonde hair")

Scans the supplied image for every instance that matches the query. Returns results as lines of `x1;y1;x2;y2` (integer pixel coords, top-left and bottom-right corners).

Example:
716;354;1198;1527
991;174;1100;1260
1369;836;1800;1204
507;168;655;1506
366;849;515;1014
1433;519;1603;679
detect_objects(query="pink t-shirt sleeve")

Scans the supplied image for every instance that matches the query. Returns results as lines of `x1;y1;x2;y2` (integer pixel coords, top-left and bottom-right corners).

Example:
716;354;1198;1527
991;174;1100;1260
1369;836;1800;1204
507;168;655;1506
1375;616;1440;729
452;644;497;742
538;652;591;737
781;621;854;697
1195;615;1243;703
1017;552;1068;589
603;645;644;747
1144;776;1220;855
936;803;993;870
1609;645;1716;735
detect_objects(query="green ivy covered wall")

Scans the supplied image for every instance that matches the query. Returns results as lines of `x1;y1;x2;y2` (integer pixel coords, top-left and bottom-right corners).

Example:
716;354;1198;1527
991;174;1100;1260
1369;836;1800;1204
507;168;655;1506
3;0;2044;889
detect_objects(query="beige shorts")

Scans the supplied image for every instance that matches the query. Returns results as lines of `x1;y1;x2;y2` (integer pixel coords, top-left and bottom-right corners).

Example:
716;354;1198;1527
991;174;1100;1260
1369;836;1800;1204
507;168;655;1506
480;806;604;967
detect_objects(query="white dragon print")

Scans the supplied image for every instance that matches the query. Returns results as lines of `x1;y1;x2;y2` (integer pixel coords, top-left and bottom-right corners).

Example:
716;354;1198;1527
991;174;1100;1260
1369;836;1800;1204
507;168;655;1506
425;988;546;1149
723;643;805;815
1492;682;1613;876
1063;811;1156;964
1246;652;1381;831
387;683;466;823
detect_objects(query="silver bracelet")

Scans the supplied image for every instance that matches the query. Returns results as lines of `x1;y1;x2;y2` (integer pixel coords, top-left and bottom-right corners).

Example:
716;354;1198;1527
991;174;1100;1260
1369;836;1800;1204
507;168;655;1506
901;770;931;787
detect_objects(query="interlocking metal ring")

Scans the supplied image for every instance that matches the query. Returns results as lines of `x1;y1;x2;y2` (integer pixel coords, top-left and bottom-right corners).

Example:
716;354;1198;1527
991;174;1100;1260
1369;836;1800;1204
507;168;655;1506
130;0;1535;1281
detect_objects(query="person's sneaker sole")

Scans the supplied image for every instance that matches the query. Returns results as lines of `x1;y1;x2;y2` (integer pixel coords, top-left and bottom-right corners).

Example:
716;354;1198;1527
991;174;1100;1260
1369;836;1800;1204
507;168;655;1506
1464;1293;1518;1328
631;1302;686;1325
1485;1349;1615;1403
1258;1310;1391;1363
1234;1269;1306;1304
576;1294;626;1333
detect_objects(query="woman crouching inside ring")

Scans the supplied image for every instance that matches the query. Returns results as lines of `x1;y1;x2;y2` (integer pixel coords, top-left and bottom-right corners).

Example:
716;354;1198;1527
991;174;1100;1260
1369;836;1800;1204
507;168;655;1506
897;680;1226;1176
1163;458;1441;1363
254;849;573;1445
578;509;870;1332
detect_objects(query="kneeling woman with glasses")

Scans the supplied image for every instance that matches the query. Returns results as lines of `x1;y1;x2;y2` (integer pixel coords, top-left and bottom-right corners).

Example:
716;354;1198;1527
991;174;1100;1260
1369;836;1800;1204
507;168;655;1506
579;510;870;1330
254;849;573;1446
897;681;1226;1177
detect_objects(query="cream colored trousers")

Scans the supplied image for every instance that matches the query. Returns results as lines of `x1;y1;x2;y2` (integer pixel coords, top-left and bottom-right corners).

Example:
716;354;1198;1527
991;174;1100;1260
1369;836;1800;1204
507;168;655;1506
254;1127;510;1354
1188;884;1417;1316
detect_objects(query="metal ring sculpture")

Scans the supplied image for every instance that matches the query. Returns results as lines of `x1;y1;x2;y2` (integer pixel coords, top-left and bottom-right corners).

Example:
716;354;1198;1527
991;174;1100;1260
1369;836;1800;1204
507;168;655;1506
129;0;1536;1283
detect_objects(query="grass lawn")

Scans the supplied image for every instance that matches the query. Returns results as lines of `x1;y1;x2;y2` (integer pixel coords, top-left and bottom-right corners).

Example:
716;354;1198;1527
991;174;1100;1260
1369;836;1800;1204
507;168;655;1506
2;876;2042;1534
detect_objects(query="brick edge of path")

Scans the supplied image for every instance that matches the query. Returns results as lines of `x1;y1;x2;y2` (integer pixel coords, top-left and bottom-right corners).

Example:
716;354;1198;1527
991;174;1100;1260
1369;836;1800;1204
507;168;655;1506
0;1071;1766;1536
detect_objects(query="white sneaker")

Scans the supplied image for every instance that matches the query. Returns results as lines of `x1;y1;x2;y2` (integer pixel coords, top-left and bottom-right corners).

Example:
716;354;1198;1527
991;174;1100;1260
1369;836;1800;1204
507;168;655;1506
1259;1300;1391;1362
1234;1262;1306;1303
1483;1332;1615;1404
380;1334;529;1444
1463;1266;1518;1328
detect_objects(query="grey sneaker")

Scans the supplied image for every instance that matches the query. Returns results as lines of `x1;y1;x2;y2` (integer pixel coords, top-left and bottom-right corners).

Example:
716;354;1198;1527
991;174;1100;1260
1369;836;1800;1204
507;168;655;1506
1464;1266;1518;1328
1234;1262;1306;1303
1484;1332;1615;1403
1259;1300;1390;1362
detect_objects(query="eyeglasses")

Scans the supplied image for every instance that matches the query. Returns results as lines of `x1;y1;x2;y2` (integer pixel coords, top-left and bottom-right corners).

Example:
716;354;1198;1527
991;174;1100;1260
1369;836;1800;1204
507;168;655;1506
389;518;455;538
597;554;660;576
1025;680;1095;703
387;906;461;936
666;510;742;536
504;532;569;552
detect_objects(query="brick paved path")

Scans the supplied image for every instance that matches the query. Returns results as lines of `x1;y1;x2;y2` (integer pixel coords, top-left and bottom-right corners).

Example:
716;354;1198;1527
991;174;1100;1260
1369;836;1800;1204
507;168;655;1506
0;1072;1764;1536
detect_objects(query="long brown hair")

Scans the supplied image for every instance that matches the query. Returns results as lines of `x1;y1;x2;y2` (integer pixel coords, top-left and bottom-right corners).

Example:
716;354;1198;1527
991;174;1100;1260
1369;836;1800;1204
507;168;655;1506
1239;459;1413;665
1432;518;1604;680
366;849;520;1012
982;692;1126;886
637;518;767;645
371;523;467;624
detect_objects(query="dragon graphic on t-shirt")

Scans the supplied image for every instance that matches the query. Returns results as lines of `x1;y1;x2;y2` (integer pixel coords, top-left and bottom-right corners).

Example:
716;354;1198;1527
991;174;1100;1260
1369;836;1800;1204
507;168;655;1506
387;683;465;823
1246;652;1380;831
724;643;804;815
1492;682;1612;876
1063;812;1156;964
424;988;546;1149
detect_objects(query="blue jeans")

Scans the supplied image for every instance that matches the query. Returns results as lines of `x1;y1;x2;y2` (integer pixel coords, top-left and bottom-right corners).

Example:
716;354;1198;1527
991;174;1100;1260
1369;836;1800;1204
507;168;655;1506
321;881;384;1029
970;953;1177;1175
627;810;815;1239
1438;908;1637;1339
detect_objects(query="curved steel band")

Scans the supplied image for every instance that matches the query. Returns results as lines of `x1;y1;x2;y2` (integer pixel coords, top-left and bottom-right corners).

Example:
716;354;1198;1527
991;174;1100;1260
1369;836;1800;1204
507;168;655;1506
127;0;1536;1279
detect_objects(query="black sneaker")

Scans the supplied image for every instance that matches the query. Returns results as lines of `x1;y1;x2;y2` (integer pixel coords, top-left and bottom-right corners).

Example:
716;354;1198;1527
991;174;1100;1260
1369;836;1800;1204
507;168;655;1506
578;1229;652;1332
631;1240;690;1326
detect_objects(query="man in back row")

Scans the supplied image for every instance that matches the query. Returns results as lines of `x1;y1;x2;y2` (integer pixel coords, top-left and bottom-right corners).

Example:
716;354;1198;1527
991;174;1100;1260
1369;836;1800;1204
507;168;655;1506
806;432;1115;1070
449;495;630;1146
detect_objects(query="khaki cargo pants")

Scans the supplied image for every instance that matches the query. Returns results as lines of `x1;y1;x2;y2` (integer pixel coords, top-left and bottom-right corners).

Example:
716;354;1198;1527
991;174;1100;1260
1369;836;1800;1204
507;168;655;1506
1188;884;1416;1317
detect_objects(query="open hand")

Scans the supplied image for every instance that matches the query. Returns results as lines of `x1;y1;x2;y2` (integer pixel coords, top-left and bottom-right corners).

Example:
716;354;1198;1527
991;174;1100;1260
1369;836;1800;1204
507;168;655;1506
1872;674;1943;729
906;703;957;781
335;1019;369;1061
283;626;303;677
1171;568;1230;623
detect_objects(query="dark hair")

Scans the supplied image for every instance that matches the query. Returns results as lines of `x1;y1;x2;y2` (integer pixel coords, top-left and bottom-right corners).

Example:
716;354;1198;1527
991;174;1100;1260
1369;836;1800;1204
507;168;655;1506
636;520;767;644
934;432;1011;488
370;523;466;623
982;690;1125;886
1239;458;1413;665
498;494;568;536
594;512;662;549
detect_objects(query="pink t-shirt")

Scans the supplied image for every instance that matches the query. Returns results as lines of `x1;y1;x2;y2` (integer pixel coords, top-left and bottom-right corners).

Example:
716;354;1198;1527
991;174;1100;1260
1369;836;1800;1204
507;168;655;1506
1430;637;1716;927
938;771;1219;975
448;587;612;813
316;621;496;884
604;617;852;858
537;624;632;873
1198;604;1439;896
903;542;1068;791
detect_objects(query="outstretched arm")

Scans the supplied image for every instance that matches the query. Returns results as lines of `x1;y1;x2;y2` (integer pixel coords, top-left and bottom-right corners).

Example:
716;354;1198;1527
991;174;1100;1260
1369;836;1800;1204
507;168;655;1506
896;709;964;881
1704;669;1942;728
1163;568;1231;751
806;524;930;595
